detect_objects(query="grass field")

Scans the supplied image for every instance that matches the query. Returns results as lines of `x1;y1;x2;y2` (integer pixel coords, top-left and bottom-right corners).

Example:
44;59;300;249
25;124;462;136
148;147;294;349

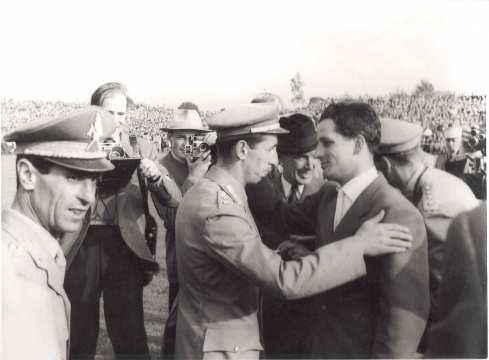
2;154;170;360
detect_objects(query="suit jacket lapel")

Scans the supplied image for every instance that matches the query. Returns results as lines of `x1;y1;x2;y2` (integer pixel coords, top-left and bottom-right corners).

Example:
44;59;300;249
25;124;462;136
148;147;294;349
333;175;385;240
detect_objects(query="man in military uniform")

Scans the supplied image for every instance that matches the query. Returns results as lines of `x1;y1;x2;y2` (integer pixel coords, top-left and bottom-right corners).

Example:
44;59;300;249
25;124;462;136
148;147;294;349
246;112;323;357
2;107;116;360
375;118;479;350
174;102;414;360
64;83;180;360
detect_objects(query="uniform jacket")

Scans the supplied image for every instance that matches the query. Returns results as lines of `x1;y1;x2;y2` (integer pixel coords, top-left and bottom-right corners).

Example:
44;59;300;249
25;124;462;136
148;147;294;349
426;203;487;358
175;166;369;360
253;173;430;358
408;166;479;319
2;209;70;360
246;166;324;249
246;166;324;355
65;134;180;272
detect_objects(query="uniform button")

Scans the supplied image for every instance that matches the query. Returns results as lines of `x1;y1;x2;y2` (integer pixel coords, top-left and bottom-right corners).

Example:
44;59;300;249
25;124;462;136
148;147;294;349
234;345;239;353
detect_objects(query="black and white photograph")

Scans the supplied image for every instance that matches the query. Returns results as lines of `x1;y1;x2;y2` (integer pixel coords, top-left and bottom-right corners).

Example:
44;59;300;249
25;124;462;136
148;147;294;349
1;0;487;359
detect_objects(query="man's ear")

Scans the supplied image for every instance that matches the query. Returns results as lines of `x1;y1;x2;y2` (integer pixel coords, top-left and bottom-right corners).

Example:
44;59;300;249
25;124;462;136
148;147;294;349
17;158;37;191
235;140;248;160
353;135;365;154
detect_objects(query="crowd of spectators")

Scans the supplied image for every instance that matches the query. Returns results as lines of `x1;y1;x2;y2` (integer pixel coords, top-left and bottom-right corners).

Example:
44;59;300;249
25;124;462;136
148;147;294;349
1;93;486;151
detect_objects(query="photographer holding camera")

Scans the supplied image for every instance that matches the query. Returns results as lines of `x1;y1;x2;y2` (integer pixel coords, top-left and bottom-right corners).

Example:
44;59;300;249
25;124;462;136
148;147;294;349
436;125;486;199
150;107;214;357
64;82;181;360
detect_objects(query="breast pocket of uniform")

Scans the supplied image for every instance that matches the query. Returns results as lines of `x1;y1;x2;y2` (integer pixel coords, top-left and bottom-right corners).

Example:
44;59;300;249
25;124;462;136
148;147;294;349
203;324;263;355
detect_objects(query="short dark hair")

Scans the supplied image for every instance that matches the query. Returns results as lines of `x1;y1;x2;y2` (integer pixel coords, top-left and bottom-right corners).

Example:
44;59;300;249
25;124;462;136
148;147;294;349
90;82;134;107
16;154;53;174
319;102;381;153
16;155;53;186
216;134;268;161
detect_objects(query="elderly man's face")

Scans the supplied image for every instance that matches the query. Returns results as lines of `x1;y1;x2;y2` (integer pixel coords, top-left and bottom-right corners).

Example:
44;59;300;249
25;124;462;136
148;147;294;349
446;136;462;156
27;162;98;237
280;150;316;186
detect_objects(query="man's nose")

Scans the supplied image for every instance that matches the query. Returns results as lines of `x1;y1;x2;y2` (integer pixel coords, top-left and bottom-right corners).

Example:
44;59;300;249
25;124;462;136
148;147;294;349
77;178;97;205
270;150;279;166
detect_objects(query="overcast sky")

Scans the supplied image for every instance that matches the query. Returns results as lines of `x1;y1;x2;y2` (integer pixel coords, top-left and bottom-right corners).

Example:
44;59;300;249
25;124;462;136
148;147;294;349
0;0;488;110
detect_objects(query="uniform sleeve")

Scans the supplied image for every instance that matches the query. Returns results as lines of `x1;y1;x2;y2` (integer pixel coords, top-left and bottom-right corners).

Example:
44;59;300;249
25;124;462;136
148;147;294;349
248;179;330;236
371;205;430;357
202;204;366;300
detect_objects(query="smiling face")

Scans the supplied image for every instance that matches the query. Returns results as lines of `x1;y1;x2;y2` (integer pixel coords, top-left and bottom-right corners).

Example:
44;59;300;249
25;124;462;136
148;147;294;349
315;119;357;185
243;135;279;184
280;150;316;186
27;162;98;237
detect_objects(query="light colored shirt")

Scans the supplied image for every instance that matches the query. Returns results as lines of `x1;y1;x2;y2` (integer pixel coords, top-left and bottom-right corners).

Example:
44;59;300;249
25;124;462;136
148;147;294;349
281;175;304;200
334;167;378;230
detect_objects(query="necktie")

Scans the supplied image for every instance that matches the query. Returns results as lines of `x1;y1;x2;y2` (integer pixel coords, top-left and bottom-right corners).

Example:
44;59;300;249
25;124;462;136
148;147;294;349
288;184;300;203
333;187;346;230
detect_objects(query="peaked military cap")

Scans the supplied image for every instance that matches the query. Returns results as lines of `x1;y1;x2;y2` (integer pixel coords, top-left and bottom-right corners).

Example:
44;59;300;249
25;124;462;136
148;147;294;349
207;103;289;140
377;118;423;154
3;106;116;172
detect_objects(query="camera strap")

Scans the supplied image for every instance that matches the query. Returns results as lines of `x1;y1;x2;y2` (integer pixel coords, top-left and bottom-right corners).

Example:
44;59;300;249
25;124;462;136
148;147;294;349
132;138;158;260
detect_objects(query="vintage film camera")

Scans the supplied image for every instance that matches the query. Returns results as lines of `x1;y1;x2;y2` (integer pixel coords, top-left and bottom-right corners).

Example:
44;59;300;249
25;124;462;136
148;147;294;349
183;135;210;161
97;136;141;193
465;126;486;155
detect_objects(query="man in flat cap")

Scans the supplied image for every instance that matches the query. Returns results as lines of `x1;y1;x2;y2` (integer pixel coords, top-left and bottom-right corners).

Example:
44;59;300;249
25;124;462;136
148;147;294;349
174;102;414;360
246;112;323;357
154;107;215;357
250;102;430;358
2;107;115;360
64;82;180;360
375;118;479;352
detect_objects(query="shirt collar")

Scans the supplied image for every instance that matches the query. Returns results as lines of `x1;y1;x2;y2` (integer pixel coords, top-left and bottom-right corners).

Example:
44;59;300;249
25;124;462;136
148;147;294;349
281;175;304;198
3;208;63;261
339;166;378;203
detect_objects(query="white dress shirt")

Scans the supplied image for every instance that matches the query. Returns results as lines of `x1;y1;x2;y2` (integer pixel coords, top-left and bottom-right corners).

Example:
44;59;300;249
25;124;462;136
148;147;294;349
281;175;304;201
334;167;378;230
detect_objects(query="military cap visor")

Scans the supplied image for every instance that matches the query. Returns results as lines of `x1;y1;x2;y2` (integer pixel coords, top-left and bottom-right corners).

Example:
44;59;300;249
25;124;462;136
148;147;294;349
4;106;116;172
208;103;289;140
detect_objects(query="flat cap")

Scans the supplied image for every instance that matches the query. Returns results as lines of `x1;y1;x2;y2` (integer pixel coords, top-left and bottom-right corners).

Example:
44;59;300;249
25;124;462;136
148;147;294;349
161;109;211;132
377;118;423;155
3;106;116;172
278;113;317;155
207;103;288;140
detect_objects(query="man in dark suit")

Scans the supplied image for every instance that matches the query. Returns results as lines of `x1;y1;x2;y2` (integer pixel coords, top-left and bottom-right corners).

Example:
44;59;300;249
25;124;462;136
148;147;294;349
247;112;323;357
426;203;487;358
249;102;430;358
64;83;180;360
